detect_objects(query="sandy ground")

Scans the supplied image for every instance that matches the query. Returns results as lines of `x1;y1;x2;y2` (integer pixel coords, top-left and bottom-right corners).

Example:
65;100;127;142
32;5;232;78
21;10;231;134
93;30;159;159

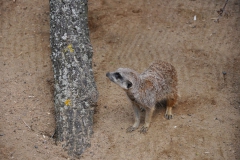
1;0;240;159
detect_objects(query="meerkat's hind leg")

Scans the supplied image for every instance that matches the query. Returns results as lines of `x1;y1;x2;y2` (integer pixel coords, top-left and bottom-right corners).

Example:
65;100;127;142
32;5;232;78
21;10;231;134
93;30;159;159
165;98;176;119
165;106;173;119
140;107;154;134
126;104;140;133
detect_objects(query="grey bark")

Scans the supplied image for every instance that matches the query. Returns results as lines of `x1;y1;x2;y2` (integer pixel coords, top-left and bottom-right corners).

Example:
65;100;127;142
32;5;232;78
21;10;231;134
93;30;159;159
49;0;98;157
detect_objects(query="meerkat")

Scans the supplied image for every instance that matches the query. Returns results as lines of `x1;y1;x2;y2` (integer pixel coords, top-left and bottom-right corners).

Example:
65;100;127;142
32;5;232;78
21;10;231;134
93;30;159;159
106;60;178;133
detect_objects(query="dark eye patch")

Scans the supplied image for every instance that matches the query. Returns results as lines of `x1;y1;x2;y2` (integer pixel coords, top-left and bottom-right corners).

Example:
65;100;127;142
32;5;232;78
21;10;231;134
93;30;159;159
114;72;123;80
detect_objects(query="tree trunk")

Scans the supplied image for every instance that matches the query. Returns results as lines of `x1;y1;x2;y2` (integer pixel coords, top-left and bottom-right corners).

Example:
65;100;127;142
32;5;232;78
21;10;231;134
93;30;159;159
49;0;98;157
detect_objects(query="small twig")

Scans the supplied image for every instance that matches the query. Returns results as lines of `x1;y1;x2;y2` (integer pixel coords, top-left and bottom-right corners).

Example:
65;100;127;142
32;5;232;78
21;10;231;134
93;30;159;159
19;117;32;130
51;130;56;138
214;0;229;22
22;119;31;129
218;0;229;16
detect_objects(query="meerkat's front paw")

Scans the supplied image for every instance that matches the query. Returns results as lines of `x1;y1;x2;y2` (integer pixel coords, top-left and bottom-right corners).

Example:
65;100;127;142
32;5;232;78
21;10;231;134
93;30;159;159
139;126;148;134
165;113;173;120
126;126;137;133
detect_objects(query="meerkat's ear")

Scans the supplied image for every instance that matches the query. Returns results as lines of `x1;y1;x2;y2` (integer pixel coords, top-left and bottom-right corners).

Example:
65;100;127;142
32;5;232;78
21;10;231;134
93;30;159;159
126;80;132;88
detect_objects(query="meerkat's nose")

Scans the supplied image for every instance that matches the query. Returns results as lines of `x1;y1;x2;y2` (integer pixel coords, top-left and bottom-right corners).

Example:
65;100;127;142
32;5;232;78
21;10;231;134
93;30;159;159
106;72;110;77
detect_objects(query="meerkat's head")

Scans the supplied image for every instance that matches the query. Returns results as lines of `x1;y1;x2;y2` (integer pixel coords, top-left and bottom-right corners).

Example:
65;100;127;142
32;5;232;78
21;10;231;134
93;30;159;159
106;68;138;90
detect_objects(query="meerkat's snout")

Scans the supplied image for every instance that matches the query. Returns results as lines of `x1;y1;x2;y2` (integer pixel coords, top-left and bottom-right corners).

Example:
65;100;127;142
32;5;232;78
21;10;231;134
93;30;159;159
106;72;113;82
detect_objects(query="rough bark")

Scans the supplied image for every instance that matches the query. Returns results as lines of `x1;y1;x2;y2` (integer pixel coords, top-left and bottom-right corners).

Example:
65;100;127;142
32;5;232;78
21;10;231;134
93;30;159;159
49;0;98;157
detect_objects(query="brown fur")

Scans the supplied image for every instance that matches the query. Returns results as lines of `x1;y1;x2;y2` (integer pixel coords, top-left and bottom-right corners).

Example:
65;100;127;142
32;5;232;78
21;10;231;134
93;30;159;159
106;60;178;133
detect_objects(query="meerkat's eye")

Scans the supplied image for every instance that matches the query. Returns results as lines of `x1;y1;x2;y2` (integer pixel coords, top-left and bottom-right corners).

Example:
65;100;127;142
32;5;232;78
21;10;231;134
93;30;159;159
114;72;122;80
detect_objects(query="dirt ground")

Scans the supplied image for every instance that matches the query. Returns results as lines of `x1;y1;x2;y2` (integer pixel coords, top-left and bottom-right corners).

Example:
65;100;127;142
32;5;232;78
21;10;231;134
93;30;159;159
1;0;240;159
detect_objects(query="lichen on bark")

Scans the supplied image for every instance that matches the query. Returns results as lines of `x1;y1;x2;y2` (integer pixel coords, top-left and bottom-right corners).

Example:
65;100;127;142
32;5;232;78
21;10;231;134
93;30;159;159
49;0;98;157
